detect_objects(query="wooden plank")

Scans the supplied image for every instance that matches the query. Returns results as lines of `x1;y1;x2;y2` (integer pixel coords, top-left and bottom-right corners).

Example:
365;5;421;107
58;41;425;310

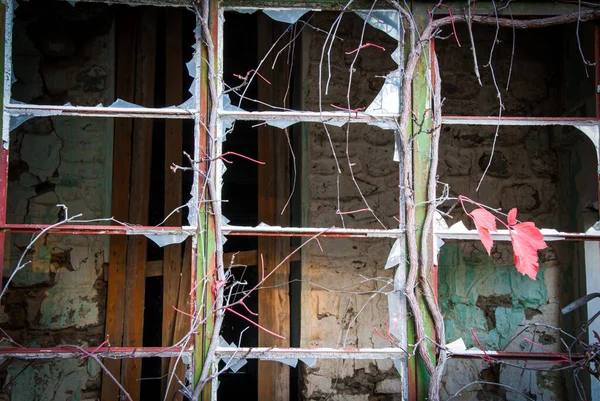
120;8;157;400
257;13;291;401
102;8;137;401
147;251;295;278
161;8;184;398
165;238;192;401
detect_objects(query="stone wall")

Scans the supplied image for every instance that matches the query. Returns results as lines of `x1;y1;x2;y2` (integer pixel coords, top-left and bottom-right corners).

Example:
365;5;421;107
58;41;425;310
1;2;114;400
300;12;403;400
436;24;597;400
300;14;597;401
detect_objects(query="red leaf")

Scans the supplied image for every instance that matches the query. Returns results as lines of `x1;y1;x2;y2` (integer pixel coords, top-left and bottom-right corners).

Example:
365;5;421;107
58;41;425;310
507;208;518;226
509;222;547;280
470;208;497;255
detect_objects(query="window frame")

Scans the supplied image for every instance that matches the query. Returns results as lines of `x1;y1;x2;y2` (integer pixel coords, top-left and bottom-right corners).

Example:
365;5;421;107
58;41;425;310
0;2;598;401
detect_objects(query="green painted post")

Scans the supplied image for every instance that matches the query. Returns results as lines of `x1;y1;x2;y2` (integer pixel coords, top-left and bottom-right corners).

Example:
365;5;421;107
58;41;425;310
411;3;437;400
194;2;219;401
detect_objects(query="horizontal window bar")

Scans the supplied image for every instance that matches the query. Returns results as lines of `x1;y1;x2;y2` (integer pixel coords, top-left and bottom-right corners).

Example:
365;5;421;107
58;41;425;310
426;2;585;17
216;347;584;362
438;228;600;242
59;0;191;7
0;345;583;362
216;347;406;360
450;349;585;361
442;116;599;126
223;225;405;238
220;2;394;10
0;346;191;359
219;110;400;126
6;104;196;119
0;224;195;235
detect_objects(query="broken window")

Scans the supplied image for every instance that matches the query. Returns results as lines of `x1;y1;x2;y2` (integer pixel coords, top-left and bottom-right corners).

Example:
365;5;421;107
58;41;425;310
1;1;600;401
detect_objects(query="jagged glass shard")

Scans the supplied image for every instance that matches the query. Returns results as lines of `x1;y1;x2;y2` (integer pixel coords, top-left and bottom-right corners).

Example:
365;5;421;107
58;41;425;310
355;10;401;41
324;120;346;128
446;338;467;353
109;99;144;108
299;358;317;367
186;58;196;79
235;9;257;15
275;358;298;368
384;238;402;270
391;47;401;66
366;69;402;115
8;100;63;131
188;77;198;96
144;233;189;248
263;9;309;24
227;358;247;373
266;120;295;129
223;94;244;113
176;97;196;110
393;131;400;162
67;0;77;6
187;199;198;227
221;215;230;225
433;236;445;265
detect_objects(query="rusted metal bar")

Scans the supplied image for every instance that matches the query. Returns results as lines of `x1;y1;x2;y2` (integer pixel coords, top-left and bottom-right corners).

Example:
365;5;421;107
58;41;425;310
442;116;600;126
6;104;195;119
216;347;407;360
219;110;399;125
214;347;586;362
0;345;586;363
0;347;191;359
223;225;405;237
450;350;586;361
0;223;193;235
2;223;599;242
0;1;12;293
438;228;600;242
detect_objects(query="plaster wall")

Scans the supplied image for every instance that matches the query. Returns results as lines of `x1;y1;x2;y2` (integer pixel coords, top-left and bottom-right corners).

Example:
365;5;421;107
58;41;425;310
436;24;597;400
0;2;114;400
300;12;402;401
300;15;598;401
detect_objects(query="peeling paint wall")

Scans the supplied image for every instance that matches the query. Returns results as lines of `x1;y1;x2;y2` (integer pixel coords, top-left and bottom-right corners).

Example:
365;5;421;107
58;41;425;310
300;12;402;400
1;1;114;399
437;23;597;400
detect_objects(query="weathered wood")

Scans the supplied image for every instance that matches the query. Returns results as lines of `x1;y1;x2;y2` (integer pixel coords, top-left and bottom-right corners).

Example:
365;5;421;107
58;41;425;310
165;238;192;401
161;8;185;398
147;251;284;277
257;13;291;401
120;8;157;400
102;8;136;401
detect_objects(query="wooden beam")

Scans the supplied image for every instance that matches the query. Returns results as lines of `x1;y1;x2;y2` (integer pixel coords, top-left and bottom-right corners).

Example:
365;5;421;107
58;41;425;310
257;13;291;401
165;238;192;401
102;8;137;401
161;8;184;399
120;8;157;400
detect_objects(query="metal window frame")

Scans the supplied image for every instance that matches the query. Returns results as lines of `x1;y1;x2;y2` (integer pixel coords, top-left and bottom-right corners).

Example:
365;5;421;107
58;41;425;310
0;2;598;401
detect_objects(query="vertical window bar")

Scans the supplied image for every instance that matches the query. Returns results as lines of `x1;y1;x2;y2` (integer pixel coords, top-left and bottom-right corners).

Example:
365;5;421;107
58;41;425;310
0;0;14;291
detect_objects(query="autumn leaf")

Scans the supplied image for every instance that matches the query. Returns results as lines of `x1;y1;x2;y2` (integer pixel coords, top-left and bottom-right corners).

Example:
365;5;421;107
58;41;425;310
470;207;497;255
507;208;518;226
509;222;547;280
